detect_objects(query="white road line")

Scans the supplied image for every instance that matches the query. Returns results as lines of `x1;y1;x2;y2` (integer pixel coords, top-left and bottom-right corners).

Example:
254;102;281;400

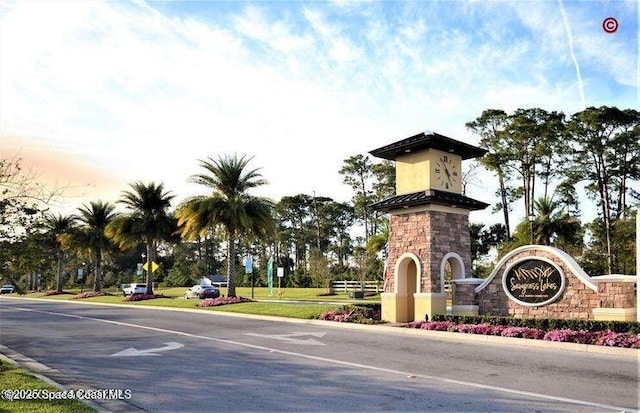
4;305;636;412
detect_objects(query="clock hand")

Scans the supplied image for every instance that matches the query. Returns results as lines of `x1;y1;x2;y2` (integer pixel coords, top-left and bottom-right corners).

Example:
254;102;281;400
444;166;452;183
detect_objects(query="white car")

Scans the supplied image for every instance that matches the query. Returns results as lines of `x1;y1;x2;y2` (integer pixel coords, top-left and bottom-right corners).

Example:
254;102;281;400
0;285;15;294
123;283;147;296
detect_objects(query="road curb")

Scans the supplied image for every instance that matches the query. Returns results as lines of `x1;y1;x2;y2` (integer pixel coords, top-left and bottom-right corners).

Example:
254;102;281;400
0;345;145;413
3;296;638;358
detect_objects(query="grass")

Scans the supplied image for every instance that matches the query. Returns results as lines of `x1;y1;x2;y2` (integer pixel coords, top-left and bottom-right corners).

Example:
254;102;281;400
12;286;373;319
0;361;96;413
203;302;338;319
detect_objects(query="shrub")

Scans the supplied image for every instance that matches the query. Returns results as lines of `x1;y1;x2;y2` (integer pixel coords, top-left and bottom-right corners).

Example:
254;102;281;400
430;314;640;334
319;305;382;324
44;290;73;296
74;291;113;299
410;319;639;348
197;296;253;307
125;294;168;302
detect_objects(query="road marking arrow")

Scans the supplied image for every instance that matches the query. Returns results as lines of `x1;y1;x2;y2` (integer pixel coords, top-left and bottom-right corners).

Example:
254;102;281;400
110;342;184;357
245;332;326;346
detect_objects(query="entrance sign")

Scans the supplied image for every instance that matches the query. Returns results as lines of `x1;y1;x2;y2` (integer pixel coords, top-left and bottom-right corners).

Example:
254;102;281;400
502;257;565;306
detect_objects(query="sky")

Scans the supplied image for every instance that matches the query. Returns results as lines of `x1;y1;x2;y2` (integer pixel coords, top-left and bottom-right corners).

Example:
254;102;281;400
1;0;638;229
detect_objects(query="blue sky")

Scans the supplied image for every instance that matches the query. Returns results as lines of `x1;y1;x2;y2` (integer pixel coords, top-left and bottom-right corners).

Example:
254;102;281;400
1;0;637;227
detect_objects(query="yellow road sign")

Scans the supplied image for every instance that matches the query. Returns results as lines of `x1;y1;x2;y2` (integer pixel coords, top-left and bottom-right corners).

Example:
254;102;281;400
142;261;159;273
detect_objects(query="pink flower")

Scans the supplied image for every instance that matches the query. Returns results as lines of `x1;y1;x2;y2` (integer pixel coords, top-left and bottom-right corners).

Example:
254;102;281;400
197;296;253;307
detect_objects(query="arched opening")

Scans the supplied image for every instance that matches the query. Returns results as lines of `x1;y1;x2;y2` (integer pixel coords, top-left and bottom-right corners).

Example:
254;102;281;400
395;254;420;322
441;252;465;308
441;252;465;291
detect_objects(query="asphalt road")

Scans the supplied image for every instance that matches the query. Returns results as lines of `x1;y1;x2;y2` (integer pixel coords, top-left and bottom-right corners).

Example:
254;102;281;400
0;297;638;413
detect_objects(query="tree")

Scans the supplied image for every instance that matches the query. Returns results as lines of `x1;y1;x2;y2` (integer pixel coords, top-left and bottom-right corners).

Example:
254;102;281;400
505;108;566;218
0;156;66;242
467;109;567;238
308;248;333;291
340;154;375;242
565;106;640;273
107;182;176;295
276;194;315;271
469;223;507;277
323;201;355;267
466;109;513;238
43;214;77;294
74;201;117;292
532;195;582;251
176;155;274;298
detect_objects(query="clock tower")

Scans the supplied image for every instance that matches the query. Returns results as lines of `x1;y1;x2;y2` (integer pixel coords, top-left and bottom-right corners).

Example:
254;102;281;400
370;131;488;322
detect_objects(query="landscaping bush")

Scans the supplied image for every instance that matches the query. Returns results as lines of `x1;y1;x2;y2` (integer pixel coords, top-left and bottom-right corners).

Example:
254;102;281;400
197;296;253;307
319;304;382;324
410;320;639;348
125;293;168;301
73;291;113;299
44;290;73;296
430;314;640;334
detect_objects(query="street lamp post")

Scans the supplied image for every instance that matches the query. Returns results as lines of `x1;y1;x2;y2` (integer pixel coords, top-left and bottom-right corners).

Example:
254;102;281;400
528;213;536;245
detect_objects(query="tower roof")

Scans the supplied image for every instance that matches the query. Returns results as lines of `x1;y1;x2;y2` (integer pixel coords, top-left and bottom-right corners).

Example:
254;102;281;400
370;190;489;212
370;131;487;161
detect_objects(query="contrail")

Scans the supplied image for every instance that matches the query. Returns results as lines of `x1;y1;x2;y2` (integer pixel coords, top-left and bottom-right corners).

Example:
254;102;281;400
558;0;586;109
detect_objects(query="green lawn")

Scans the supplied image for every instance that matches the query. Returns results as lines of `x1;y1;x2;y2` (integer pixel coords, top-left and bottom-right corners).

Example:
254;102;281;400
14;286;379;319
0;361;96;413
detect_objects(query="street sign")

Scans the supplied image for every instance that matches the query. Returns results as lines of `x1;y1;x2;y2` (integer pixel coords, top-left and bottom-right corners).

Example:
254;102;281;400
277;267;284;278
143;261;159;273
267;256;273;297
244;256;253;273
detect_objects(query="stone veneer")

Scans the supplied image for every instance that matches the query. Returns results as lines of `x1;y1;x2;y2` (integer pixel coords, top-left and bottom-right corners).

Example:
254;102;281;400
473;247;636;320
385;208;471;294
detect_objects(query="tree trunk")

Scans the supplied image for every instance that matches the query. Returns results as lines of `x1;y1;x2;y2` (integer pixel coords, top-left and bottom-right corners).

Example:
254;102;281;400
146;242;154;295
227;231;237;297
56;251;64;293
498;170;511;239
93;249;102;292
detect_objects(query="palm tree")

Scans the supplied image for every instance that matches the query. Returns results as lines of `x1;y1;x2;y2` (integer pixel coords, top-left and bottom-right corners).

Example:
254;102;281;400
107;182;175;295
44;214;77;294
176;154;274;297
74;201;117;292
532;195;582;248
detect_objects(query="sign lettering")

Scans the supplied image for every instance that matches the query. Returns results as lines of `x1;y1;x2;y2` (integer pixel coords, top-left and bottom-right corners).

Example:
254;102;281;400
502;258;565;306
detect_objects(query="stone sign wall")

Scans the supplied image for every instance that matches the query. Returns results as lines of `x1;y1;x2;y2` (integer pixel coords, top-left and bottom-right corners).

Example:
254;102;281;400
462;246;637;321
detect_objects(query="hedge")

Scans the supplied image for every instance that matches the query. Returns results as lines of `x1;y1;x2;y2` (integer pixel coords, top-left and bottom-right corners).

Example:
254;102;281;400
429;314;640;334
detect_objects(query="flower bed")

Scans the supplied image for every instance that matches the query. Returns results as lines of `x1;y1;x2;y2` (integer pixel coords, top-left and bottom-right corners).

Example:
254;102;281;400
197;296;253;307
44;290;74;296
408;320;640;348
320;304;383;324
124;293;168;301
73;291;113;299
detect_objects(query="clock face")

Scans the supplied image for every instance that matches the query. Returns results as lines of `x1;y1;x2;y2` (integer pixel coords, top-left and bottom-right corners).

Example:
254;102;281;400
433;154;459;190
